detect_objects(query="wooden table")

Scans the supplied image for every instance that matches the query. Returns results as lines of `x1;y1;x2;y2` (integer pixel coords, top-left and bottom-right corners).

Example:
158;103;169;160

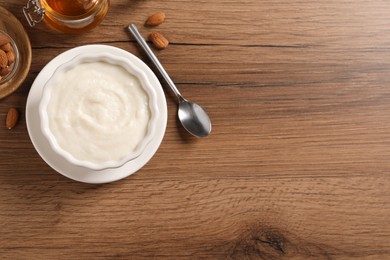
0;0;389;259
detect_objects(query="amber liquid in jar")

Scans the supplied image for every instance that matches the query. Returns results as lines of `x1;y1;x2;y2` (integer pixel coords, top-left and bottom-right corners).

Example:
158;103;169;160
40;0;109;33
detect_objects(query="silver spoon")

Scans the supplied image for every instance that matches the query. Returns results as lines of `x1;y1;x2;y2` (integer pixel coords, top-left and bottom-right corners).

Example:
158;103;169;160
128;24;212;138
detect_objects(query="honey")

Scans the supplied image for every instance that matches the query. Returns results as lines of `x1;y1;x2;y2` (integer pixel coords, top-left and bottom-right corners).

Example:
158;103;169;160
24;0;110;33
43;0;99;16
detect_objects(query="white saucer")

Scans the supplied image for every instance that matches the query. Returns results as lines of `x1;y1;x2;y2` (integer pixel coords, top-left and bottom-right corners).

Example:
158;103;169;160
26;45;167;184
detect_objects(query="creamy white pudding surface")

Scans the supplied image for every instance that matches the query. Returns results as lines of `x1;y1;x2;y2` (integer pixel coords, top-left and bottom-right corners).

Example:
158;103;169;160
47;61;150;164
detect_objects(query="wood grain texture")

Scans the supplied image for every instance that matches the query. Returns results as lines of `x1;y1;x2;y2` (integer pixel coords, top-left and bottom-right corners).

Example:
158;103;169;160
0;0;389;259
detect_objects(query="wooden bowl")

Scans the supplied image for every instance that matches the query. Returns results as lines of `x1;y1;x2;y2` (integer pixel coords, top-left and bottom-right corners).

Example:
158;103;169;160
0;6;32;99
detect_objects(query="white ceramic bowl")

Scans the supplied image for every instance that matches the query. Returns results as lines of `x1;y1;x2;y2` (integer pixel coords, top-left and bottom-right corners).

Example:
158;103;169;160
39;52;159;171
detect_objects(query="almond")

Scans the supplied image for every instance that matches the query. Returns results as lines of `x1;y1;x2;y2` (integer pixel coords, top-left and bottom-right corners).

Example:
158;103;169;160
0;49;7;68
145;12;166;26
6;50;15;66
0;66;11;77
149;31;169;50
0;34;10;46
6;108;19;130
1;42;13;52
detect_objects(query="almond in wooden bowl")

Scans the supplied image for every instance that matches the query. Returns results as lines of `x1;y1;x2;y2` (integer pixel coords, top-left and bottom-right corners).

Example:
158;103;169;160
0;31;19;85
0;6;32;99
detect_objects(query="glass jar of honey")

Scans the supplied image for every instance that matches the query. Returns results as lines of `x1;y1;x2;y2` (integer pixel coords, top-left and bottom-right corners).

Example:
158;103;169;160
23;0;110;33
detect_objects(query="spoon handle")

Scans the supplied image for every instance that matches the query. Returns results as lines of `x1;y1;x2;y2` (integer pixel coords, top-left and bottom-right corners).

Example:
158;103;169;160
128;24;182;100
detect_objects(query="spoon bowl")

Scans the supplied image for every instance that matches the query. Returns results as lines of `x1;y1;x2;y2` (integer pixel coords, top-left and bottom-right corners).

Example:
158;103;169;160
178;98;211;137
128;24;212;138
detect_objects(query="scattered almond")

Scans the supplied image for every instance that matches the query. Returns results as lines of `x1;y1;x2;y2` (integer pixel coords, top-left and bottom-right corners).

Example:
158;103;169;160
145;12;166;26
0;34;10;46
6;107;19;130
149;31;169;50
